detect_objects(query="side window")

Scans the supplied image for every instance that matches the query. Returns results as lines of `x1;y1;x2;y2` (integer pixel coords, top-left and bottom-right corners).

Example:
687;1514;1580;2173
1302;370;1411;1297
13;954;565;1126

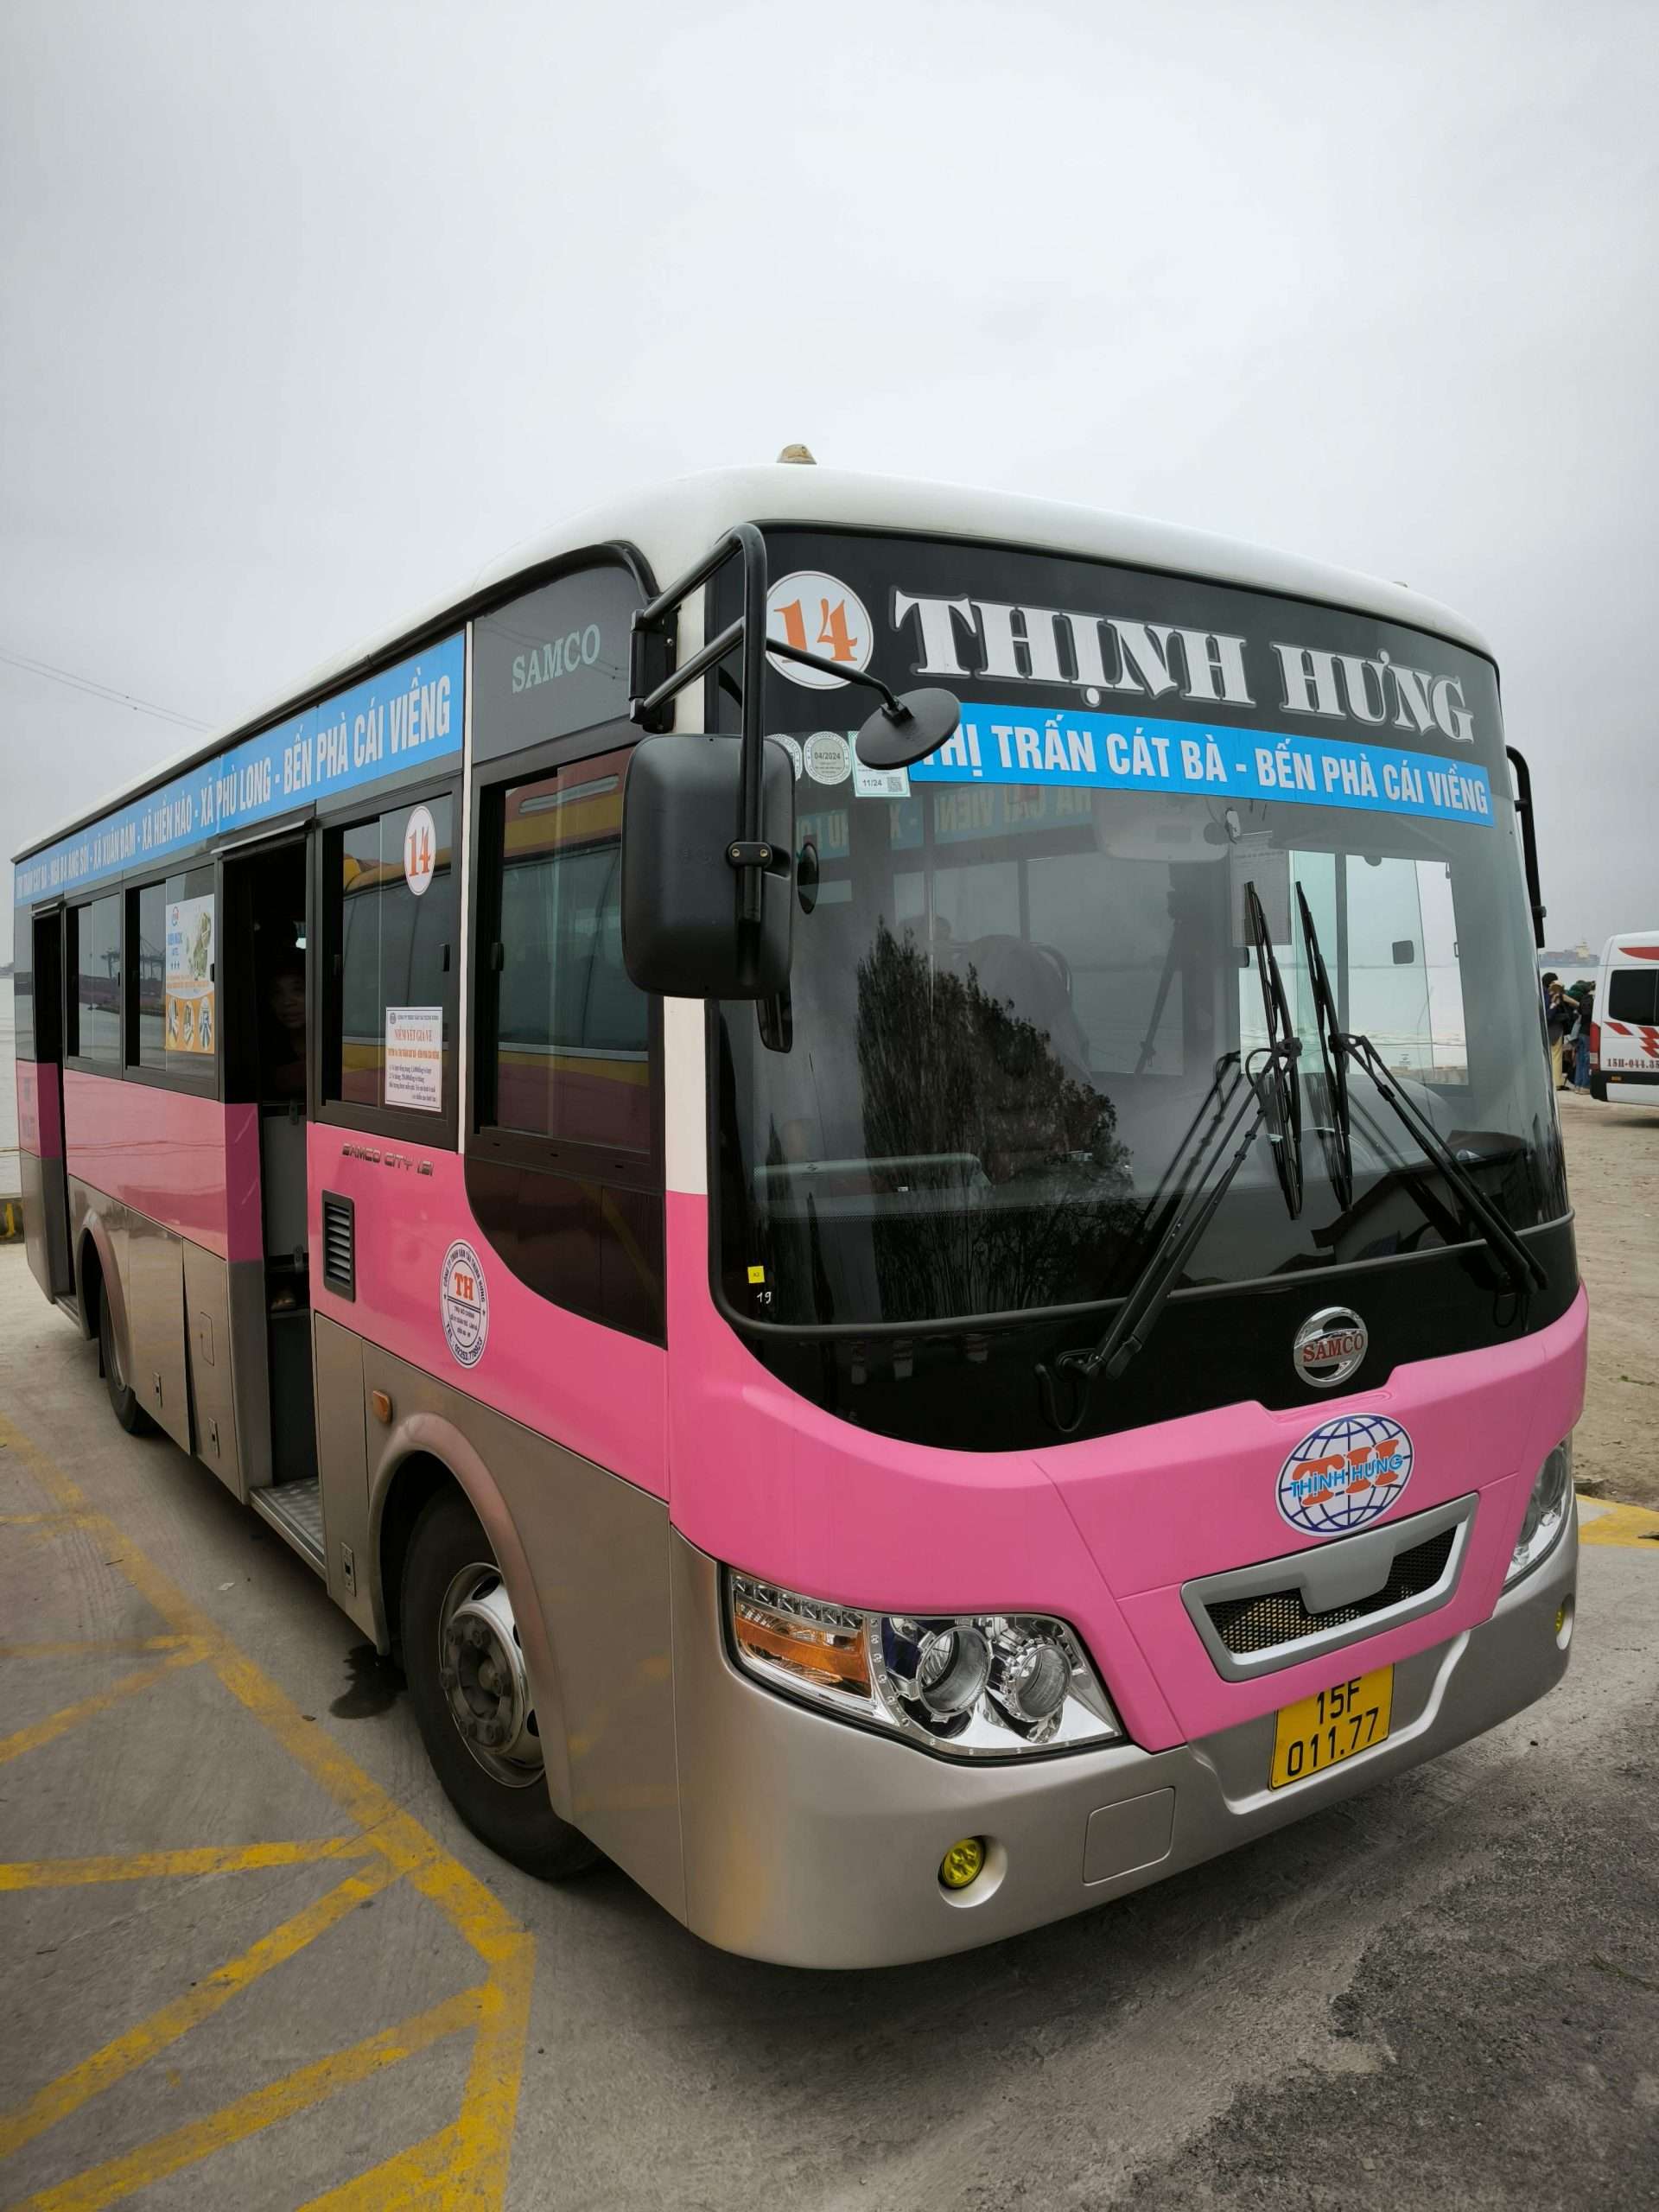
483;754;652;1153
471;745;663;1339
1607;968;1659;1025
163;869;218;1084
124;873;219;1084
129;882;168;1070
324;792;456;1122
70;894;122;1066
15;941;35;1064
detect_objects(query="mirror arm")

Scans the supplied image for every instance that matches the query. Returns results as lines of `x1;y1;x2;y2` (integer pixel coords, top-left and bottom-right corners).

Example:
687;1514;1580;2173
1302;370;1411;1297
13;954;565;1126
761;638;905;718
1505;744;1547;950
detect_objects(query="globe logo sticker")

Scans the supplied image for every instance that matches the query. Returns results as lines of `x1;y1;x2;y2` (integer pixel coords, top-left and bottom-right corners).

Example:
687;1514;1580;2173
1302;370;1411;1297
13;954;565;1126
440;1240;489;1369
1277;1414;1413;1536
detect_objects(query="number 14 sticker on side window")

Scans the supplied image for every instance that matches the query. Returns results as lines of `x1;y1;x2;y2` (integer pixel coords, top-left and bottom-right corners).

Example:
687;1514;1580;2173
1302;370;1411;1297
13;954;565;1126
1269;1665;1394;1788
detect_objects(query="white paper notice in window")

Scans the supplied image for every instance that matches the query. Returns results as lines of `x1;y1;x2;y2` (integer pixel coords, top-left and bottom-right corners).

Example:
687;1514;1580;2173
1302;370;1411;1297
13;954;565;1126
385;1006;443;1112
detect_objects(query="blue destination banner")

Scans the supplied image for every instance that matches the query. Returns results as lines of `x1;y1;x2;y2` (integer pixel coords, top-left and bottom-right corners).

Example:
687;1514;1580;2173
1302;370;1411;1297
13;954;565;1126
15;633;466;906
907;702;1495;829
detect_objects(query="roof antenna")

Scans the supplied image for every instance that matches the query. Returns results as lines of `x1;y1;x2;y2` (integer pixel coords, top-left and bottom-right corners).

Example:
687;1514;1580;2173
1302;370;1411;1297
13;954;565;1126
776;442;816;464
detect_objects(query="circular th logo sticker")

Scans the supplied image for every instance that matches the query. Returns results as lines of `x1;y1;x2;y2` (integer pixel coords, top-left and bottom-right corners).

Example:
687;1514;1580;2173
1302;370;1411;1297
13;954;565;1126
440;1240;489;1369
766;571;873;690
404;804;437;898
1277;1414;1413;1536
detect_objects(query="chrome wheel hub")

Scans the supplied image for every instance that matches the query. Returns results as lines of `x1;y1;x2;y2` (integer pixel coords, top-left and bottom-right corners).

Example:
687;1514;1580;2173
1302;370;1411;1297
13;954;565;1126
437;1563;542;1787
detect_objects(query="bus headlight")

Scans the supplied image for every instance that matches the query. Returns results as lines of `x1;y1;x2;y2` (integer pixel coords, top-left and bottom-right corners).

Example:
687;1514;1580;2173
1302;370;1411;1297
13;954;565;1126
1505;1438;1574;1586
727;1573;1121;1757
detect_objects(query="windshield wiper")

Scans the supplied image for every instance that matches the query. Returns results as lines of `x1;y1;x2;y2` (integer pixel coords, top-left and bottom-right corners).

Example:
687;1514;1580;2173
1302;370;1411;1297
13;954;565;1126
1038;882;1302;1437
1292;887;1544;1301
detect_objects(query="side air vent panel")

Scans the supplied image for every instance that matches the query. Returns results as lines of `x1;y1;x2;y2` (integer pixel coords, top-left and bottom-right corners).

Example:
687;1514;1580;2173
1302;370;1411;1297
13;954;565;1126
321;1192;356;1301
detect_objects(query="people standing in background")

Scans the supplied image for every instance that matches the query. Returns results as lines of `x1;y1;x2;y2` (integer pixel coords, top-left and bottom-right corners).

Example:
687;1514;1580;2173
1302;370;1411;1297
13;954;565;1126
1569;980;1595;1090
1544;979;1575;1090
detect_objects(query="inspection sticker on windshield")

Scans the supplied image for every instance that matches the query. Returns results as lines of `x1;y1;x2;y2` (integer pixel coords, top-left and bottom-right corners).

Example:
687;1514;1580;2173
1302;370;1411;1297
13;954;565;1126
908;704;1494;828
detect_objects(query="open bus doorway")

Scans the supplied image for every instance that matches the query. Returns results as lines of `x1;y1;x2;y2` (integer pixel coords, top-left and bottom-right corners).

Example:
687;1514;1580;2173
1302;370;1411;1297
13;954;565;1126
221;834;321;1548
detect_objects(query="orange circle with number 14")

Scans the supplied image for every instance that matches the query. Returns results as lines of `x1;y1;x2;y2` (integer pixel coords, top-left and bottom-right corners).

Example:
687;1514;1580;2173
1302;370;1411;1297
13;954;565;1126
766;571;874;690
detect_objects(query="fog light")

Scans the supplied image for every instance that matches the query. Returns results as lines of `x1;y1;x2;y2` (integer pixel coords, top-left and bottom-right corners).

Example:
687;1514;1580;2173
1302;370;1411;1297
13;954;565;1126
939;1837;985;1890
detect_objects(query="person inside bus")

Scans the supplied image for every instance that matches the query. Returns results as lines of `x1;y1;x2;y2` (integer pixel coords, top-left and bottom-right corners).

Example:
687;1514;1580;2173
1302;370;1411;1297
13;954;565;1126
261;946;308;1101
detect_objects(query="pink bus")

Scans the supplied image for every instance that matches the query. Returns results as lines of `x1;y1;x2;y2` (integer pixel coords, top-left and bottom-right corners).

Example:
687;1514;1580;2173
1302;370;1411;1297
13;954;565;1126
11;465;1583;1965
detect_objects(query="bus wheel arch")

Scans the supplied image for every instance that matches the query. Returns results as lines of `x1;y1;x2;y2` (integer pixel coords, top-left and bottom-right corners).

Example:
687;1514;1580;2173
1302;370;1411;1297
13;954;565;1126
371;1425;577;1834
78;1217;152;1433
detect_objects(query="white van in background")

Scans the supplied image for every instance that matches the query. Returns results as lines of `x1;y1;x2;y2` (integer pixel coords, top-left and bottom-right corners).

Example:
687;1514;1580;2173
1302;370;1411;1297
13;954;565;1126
1590;931;1659;1099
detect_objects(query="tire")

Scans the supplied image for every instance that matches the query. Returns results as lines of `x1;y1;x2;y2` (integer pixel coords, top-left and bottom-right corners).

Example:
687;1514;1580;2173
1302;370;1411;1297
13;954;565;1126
99;1279;155;1436
401;1487;599;1881
1591;1072;1607;1103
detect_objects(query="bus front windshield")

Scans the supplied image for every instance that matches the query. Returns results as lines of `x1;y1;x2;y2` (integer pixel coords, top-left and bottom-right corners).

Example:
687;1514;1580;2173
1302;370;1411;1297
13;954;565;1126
713;535;1565;1333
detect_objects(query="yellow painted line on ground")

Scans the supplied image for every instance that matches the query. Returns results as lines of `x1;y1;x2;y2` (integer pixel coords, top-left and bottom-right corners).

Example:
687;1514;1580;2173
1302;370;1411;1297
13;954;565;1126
296;2120;474;2210
0;1645;207;1768
1577;1493;1659;1549
0;1511;104;1532
0;1635;195;1660
0;1835;374;1892
0;1858;404;2160
0;1409;537;2209
6;1985;489;2212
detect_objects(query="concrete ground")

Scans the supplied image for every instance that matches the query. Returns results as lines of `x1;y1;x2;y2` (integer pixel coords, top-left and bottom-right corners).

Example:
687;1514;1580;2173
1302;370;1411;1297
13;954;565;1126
3;1126;1657;2207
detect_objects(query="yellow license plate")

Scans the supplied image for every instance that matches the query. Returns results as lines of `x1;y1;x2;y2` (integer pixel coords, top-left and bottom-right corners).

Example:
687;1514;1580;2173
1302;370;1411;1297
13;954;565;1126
1269;1665;1393;1789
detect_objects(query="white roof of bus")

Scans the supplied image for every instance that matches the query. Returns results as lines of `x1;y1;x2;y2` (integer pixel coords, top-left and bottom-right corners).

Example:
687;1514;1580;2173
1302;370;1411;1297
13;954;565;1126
15;462;1496;862
1599;931;1659;958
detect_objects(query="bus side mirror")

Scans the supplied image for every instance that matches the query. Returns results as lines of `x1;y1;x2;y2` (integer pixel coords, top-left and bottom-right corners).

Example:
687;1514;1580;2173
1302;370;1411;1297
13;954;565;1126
621;735;796;1000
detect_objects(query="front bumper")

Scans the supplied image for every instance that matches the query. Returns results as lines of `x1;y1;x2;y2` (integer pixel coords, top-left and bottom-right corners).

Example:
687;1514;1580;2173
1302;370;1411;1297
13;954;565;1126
669;1510;1578;1967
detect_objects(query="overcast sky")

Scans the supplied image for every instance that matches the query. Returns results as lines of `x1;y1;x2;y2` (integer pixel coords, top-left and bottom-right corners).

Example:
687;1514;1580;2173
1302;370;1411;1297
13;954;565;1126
3;0;1655;963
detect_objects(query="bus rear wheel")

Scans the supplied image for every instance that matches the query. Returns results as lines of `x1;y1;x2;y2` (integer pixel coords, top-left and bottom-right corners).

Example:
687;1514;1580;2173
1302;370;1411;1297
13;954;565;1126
99;1280;155;1436
401;1487;599;1882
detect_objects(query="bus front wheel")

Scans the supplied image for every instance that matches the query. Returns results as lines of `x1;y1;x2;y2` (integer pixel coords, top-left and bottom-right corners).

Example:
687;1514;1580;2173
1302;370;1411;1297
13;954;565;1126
99;1280;155;1436
402;1487;600;1881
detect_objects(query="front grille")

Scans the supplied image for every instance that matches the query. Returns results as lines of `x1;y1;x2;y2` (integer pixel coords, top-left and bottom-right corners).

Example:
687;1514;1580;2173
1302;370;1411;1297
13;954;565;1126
321;1192;355;1300
1205;1527;1457;1656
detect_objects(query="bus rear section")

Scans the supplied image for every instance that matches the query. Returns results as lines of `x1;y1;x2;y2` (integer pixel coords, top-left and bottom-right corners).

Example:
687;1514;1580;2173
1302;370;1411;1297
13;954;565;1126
1589;931;1659;1097
10;466;1585;1968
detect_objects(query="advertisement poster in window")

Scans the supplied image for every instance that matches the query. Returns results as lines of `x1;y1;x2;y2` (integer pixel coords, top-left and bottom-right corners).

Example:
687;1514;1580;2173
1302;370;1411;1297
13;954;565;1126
165;894;215;1057
385;1004;442;1111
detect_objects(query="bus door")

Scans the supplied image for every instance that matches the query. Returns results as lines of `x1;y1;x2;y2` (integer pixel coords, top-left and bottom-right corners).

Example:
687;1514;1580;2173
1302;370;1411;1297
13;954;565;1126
21;908;74;1301
219;830;322;1560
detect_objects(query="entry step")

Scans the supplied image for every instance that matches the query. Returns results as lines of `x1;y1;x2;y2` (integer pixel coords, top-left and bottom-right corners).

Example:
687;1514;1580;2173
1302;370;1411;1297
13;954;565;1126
251;1478;326;1575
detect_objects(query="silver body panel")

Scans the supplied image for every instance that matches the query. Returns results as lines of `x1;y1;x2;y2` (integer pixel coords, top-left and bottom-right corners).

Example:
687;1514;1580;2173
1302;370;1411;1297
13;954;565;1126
22;1147;73;1304
325;1327;685;1925
181;1236;241;1494
667;1514;1576;1968
67;1177;272;1505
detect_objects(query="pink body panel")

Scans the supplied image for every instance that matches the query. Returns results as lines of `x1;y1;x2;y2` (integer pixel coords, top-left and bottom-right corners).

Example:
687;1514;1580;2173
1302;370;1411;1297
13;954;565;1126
62;1071;262;1261
665;1191;1587;1752
308;1127;667;1497
16;1058;58;1159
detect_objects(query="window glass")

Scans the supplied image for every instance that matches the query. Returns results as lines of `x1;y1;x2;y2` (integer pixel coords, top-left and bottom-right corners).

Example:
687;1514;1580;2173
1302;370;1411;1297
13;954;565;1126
164;869;218;1077
1606;968;1659;1025
73;895;122;1065
332;795;454;1113
486;754;651;1150
713;529;1562;1331
132;883;167;1069
15;946;35;1063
